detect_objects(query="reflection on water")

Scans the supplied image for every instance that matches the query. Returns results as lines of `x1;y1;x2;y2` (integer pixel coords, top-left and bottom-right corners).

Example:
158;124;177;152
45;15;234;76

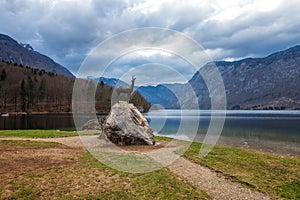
1;110;299;156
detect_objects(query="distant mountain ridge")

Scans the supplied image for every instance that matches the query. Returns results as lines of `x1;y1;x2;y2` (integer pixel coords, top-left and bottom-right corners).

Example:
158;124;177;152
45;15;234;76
179;45;300;109
0;33;74;77
121;45;300;110
88;76;183;108
137;84;183;108
86;76;129;87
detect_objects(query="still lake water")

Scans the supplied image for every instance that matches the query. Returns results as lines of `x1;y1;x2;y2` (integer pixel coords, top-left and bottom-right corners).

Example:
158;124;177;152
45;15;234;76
146;110;300;156
1;110;299;155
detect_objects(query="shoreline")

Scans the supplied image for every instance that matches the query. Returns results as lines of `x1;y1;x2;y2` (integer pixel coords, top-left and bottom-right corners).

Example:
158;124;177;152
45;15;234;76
0;127;298;157
157;134;300;158
2;108;300;115
1;111;110;115
215;137;300;158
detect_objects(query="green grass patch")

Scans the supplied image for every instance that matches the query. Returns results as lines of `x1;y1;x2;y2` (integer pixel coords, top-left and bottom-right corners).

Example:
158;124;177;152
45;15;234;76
0;140;61;147
80;152;211;199
91;151;163;173
0;129;78;138
184;141;300;199
58;127;77;131
154;136;174;142
5;182;41;200
77;130;101;136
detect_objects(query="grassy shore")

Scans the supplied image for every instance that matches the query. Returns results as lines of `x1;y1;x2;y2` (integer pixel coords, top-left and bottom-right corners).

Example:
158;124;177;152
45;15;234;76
182;140;300;199
0;129;78;138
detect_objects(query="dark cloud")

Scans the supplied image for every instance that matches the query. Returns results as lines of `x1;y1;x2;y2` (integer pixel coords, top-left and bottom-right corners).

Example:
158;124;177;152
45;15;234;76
0;0;299;78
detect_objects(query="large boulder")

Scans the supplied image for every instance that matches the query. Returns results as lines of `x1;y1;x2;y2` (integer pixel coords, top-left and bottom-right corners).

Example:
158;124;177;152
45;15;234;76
103;102;155;145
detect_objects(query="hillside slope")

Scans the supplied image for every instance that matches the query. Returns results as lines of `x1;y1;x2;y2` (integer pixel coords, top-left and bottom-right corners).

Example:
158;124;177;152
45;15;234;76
0;62;150;113
0;33;74;77
137;84;182;108
179;45;300;109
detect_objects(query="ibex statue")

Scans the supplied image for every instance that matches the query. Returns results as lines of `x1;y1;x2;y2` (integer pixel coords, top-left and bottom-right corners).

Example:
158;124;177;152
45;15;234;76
112;76;136;104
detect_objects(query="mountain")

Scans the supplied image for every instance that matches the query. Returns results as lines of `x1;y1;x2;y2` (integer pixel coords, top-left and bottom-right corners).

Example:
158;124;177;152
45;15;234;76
179;45;300;110
87;76;128;87
137;83;183;108
0;33;74;77
87;76;181;108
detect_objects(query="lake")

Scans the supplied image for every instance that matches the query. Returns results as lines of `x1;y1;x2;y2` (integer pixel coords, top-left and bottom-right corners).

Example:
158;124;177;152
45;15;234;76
146;110;300;156
1;110;299;156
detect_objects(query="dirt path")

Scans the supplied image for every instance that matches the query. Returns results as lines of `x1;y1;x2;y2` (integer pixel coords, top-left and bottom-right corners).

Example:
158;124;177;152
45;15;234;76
1;136;270;200
168;157;270;200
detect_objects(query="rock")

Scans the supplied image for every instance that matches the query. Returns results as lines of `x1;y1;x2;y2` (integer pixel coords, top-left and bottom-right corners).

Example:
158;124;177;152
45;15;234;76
103;101;155;145
82;118;105;130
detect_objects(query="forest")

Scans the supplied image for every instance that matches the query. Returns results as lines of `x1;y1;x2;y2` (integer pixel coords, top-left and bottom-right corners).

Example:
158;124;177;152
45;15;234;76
0;61;150;114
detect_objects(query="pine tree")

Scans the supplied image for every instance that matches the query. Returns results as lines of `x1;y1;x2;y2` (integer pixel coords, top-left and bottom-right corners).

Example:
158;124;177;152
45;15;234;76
21;80;26;111
100;80;104;87
27;76;36;107
0;69;7;81
39;78;46;100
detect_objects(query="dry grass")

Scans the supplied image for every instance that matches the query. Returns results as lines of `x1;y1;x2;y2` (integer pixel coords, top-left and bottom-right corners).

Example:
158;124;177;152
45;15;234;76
0;140;210;199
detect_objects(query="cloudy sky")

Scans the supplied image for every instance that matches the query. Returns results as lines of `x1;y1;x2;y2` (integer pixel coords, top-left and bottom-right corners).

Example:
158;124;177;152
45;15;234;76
1;0;300;84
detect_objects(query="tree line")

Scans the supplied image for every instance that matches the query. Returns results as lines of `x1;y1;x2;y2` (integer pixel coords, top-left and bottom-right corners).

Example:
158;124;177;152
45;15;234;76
0;61;150;113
